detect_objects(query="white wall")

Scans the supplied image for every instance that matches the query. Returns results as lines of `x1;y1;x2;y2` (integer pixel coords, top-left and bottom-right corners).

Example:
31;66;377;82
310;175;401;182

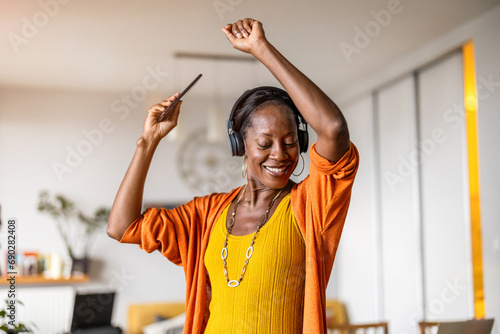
418;53;473;322
0;86;248;331
377;75;423;330
334;5;500;334
329;95;379;321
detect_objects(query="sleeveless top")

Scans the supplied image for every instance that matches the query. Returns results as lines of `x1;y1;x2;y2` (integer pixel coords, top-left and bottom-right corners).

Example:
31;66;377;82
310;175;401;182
203;194;306;333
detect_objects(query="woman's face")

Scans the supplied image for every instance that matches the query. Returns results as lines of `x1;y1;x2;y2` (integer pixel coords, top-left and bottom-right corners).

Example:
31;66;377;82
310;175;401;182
243;103;300;189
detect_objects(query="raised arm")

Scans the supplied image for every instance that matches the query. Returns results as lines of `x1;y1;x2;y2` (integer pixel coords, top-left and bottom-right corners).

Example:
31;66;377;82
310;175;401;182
107;94;182;240
222;18;350;163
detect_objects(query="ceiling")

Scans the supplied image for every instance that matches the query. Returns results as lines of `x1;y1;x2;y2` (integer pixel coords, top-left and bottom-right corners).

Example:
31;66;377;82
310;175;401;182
1;0;499;99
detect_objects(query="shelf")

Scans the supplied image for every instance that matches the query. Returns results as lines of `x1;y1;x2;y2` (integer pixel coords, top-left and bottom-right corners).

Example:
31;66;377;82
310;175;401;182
0;274;89;286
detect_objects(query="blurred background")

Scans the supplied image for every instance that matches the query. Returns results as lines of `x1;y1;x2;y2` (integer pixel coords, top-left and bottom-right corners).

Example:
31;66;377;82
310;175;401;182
0;0;499;333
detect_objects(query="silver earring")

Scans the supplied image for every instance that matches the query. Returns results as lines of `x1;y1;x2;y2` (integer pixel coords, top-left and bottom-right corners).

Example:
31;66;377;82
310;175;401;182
292;154;305;177
242;158;247;179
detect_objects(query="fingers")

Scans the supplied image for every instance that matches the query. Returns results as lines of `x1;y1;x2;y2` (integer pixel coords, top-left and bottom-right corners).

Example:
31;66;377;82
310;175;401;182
236;21;247;38
242;19;253;34
221;26;236;43
222;23;240;40
148;105;163;114
223;18;256;39
169;100;182;123
232;24;242;38
142;93;182;139
159;92;180;107
148;93;180;115
148;93;181;124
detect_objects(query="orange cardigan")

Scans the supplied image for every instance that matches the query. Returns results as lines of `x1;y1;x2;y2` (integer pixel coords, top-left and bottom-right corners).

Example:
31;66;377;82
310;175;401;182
120;142;359;333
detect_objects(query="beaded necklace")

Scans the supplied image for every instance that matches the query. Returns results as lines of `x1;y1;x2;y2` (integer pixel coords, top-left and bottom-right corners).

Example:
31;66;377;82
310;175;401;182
221;185;285;287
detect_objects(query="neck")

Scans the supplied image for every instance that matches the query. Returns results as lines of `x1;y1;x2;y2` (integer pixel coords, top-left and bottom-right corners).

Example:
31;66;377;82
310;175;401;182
241;177;293;208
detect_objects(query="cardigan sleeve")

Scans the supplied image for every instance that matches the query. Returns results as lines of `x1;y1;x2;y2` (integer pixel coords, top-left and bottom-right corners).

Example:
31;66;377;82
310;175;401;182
118;197;201;266
292;141;359;232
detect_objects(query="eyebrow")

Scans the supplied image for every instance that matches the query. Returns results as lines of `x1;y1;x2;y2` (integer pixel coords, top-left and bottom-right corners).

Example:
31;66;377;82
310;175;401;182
256;131;296;137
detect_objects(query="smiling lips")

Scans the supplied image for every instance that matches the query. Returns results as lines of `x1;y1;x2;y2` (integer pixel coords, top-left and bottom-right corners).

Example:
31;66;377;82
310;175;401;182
264;165;289;176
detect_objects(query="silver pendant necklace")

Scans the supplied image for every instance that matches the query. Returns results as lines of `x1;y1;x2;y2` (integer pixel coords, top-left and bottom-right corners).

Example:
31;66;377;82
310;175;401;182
221;185;285;287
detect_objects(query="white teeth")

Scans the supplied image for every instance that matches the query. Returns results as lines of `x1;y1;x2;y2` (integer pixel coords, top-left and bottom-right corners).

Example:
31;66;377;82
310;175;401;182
266;166;286;173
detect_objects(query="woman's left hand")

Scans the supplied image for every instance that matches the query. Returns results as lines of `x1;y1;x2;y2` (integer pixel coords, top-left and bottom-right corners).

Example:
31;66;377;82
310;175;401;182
221;18;268;55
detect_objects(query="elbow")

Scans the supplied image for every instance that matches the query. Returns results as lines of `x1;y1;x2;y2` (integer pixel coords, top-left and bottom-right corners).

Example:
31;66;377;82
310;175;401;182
106;210;129;241
106;225;124;241
323;118;350;143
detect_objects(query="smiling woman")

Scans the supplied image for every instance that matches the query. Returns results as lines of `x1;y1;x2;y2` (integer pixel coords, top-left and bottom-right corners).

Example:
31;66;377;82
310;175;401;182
107;18;359;334
227;86;308;190
239;103;299;189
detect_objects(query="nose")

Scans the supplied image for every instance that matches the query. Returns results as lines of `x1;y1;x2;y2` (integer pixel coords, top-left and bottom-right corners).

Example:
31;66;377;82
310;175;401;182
269;142;288;161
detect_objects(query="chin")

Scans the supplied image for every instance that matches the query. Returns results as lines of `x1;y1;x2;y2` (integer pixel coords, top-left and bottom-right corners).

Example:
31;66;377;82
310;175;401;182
270;178;290;189
262;172;292;189
248;173;290;190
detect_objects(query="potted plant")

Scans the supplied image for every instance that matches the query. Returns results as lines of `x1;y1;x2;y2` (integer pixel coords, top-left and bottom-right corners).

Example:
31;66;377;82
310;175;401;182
37;190;110;275
0;300;35;333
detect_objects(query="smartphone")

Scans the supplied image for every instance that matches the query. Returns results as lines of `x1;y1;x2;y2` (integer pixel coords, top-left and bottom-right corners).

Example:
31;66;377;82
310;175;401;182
157;73;203;122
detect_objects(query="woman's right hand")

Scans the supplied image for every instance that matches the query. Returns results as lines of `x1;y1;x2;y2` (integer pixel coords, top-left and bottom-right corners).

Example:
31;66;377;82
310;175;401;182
142;93;182;142
108;93;183;241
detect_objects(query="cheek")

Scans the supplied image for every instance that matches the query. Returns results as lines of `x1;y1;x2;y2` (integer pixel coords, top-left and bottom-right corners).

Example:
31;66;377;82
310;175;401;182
244;147;264;168
247;151;266;169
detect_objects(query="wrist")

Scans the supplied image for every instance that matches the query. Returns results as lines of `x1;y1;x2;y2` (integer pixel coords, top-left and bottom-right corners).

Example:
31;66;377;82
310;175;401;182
250;39;273;59
137;133;160;152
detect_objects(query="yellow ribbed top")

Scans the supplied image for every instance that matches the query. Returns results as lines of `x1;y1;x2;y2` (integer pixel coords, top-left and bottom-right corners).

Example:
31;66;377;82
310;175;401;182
204;194;305;334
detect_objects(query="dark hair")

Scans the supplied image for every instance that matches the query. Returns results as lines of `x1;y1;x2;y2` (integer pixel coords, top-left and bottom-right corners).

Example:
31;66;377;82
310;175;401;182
231;87;300;140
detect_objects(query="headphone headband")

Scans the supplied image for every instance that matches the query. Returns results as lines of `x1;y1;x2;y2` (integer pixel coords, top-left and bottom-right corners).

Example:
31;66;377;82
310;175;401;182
227;86;308;156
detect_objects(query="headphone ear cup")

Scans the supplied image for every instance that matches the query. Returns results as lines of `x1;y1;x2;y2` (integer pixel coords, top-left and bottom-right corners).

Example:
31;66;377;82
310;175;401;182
228;133;237;156
234;132;245;156
229;132;245;156
298;129;308;153
296;114;308;153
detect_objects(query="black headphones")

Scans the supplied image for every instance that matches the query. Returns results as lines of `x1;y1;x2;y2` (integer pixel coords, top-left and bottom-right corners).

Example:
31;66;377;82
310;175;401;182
227;86;308;157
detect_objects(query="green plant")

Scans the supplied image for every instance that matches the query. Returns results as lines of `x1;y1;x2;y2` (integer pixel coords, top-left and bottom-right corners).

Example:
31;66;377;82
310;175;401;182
37;190;110;258
77;207;111;257
0;299;35;333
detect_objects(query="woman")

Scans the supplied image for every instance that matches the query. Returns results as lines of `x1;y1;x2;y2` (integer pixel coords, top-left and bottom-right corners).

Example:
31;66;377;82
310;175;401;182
107;18;359;334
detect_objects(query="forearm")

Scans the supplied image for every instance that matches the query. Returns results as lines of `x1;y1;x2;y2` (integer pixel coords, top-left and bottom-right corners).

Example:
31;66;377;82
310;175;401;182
107;93;181;240
107;135;159;240
252;41;350;160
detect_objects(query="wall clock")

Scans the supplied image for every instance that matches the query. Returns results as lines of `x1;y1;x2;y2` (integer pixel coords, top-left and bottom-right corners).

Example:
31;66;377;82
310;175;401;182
177;127;243;195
